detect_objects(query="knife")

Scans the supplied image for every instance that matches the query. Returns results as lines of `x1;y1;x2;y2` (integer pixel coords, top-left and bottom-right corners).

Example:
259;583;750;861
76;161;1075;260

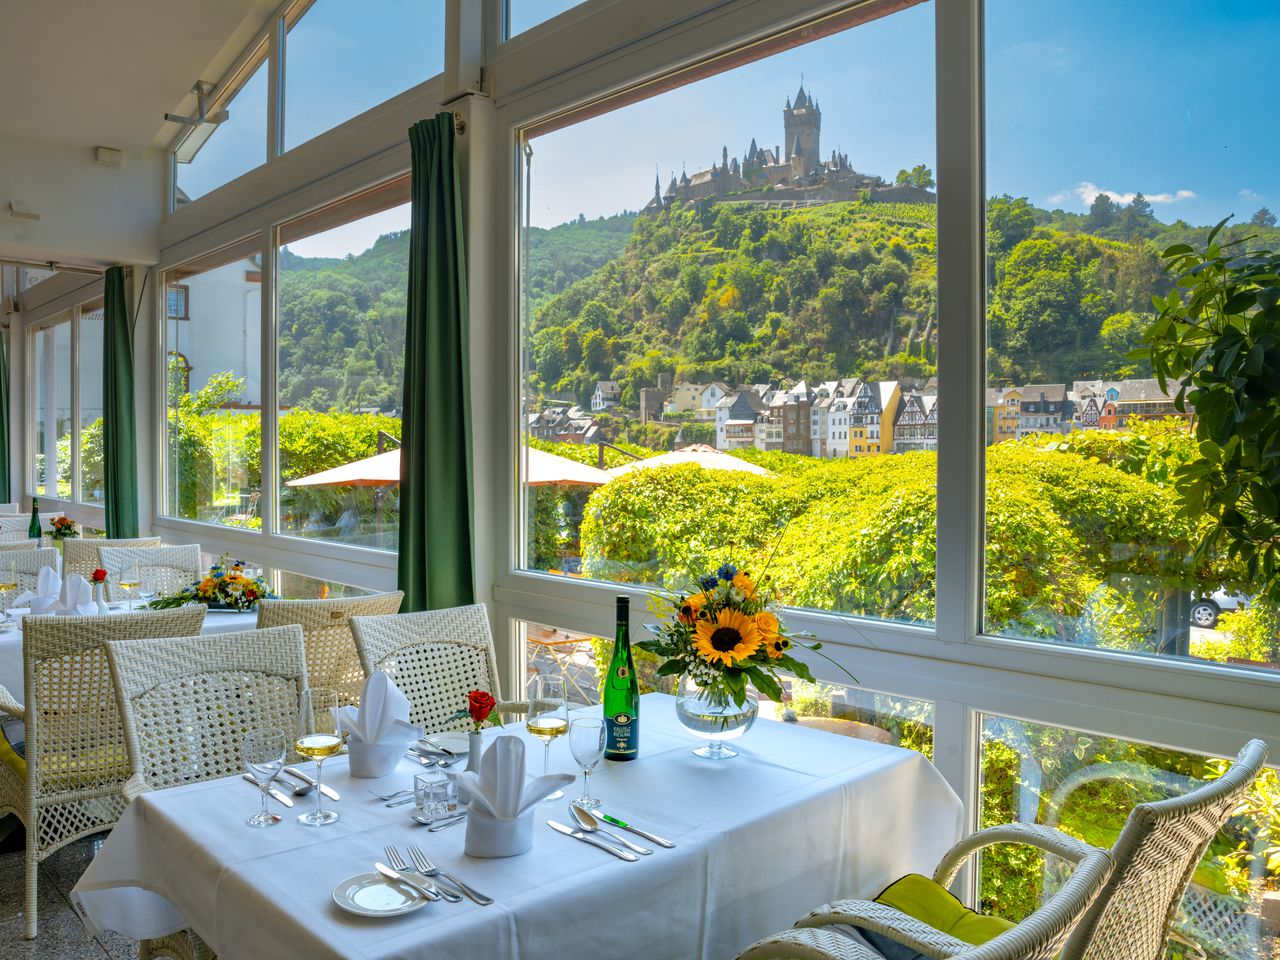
546;820;638;861
599;812;676;848
374;862;441;901
419;737;458;758
242;774;293;807
284;766;340;802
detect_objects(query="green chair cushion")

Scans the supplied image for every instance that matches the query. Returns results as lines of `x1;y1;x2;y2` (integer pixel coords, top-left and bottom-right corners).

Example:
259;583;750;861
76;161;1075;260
875;874;1016;946
0;725;25;778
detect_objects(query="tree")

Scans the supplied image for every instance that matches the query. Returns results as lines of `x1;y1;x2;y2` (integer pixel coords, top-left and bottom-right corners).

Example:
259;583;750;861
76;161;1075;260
987;195;1036;255
1252;207;1278;228
895;164;935;190
1085;193;1119;233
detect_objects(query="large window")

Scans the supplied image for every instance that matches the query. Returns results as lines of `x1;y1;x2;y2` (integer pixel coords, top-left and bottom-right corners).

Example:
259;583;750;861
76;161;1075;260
283;0;444;152
275;180;409;550
982;0;1280;670
174;50;268;205
31;315;71;499
163;240;263;526
507;0;585;39
518;3;938;627
77;300;105;504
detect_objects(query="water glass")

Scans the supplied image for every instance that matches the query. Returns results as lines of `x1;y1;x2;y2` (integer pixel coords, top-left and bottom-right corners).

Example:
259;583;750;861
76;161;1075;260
414;773;456;819
242;728;287;828
296;688;341;826
138;573;159;608
569;718;606;809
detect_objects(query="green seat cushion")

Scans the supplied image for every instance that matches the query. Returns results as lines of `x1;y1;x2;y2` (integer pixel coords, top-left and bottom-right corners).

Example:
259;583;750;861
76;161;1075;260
876;874;1015;946
0;725;24;778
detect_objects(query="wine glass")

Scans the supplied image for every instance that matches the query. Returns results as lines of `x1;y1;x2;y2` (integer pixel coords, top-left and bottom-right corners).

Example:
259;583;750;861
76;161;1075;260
118;561;142;611
137;572;159;609
242;728;287;828
526;674;568;802
568;717;605;810
295;688;341;826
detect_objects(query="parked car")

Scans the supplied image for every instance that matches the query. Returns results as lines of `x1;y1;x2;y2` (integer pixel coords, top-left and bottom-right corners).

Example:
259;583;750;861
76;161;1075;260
1189;589;1251;629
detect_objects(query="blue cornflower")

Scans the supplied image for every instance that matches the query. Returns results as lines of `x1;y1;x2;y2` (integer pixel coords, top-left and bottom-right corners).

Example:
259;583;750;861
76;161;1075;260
716;562;737;582
699;575;718;591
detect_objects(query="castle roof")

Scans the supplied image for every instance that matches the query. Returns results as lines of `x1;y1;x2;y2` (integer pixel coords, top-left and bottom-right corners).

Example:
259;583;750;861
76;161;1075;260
794;84;808;109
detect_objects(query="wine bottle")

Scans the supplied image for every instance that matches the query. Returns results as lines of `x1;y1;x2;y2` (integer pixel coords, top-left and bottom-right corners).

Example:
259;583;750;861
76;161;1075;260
28;498;40;541
604;595;639;761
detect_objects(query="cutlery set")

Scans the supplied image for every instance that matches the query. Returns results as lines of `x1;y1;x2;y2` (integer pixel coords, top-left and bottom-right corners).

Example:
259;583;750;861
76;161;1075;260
244;768;342;808
547;805;676;860
380;844;493;906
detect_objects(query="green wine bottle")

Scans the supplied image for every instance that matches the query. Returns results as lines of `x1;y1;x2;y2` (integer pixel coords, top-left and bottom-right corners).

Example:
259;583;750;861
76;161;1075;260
604;595;639;761
28;498;40;540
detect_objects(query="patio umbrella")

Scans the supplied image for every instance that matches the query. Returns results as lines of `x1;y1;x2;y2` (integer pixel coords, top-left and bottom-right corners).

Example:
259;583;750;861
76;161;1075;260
605;443;772;478
525;446;611;486
287;446;610;488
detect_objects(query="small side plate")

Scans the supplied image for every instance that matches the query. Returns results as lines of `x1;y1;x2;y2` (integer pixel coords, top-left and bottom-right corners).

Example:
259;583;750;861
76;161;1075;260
420;731;471;755
332;872;431;918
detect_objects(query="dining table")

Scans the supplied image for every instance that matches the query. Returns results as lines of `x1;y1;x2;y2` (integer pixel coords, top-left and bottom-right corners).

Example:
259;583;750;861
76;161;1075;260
72;693;963;960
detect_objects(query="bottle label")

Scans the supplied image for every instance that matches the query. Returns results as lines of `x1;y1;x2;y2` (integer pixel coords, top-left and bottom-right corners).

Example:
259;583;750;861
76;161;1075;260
606;713;637;756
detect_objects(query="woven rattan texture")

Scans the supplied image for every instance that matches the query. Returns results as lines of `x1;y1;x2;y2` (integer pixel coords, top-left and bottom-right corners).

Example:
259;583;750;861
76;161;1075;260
737;927;887;960
99;544;201;603
0;548;60;611
350;604;504;733
0;540;38;552
0;606;206;939
108;625;307;794
62;537;162;580
255;592;403;706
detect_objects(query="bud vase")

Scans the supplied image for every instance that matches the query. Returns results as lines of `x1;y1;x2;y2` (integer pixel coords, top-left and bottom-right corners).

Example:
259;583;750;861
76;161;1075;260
456;730;483;808
94;582;109;616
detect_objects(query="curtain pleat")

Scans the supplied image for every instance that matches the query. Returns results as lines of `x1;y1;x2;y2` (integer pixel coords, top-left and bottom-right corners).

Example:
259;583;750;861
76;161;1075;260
398;112;474;611
103;265;139;537
0;329;10;500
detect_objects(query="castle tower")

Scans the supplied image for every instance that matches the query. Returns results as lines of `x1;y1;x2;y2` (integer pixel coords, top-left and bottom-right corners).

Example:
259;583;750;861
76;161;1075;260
783;83;821;173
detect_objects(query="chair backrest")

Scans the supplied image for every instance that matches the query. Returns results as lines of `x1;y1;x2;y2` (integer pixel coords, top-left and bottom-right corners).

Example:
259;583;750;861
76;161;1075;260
107;625;307;792
98;544;201;602
1062;739;1268;960
0;548;60;611
0;540;37;552
22;607;208;799
350;604;501;733
63;537;162;580
0;502;20;514
256;592;404;705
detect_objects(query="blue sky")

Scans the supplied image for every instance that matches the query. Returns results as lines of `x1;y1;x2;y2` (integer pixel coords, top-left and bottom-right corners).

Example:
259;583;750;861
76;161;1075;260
181;0;1280;246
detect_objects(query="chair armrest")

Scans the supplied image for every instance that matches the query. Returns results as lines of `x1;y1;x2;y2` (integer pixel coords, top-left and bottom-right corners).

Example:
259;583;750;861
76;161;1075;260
497;699;527;715
0;685;23;722
798;901;971;959
933;823;1101;889
736;927;888;960
122;774;153;804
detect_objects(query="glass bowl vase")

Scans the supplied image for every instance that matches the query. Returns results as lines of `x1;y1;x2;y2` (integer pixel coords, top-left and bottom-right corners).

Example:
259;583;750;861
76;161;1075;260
674;677;758;759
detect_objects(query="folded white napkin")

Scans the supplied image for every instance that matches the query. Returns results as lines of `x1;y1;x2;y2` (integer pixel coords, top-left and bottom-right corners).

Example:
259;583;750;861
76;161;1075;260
13;566;60;611
450;736;574;819
335;671;421;744
55;573;97;616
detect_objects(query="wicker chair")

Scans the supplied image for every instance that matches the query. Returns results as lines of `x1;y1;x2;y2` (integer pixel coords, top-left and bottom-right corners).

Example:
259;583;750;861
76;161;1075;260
62;537;162;580
0;548;61;611
739;841;1115;960
0;540;38;553
742;739;1268;960
98;544;201;603
256;592;404;706
0;606;207;938
350;604;521;733
106;624;308;960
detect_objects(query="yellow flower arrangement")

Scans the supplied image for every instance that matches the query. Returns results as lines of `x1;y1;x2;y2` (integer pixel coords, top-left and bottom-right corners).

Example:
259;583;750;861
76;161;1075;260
693;608;763;666
147;554;275;612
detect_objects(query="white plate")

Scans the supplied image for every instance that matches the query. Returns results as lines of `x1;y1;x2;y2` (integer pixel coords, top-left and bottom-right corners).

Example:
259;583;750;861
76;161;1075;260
420;731;471;755
332;872;431;918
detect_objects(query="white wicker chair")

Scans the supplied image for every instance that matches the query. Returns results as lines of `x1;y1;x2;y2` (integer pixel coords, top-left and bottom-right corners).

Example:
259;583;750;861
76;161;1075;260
0;502;20;514
106;624;307;960
0;606;207;938
0;548;60;611
745;739;1268;960
0;540;38;553
98;544;201;603
62;537;162;580
256;592;404;706
350;604;521;733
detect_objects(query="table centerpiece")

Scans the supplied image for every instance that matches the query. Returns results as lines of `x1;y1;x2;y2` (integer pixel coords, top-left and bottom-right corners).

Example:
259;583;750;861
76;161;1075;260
49;516;79;554
639;563;856;759
145;554;275;612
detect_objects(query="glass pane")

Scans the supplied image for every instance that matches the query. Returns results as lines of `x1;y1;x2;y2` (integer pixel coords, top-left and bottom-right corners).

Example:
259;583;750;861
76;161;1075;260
78;301;105;504
979;715;1276;960
983;0;1280;668
276;186;408;550
519;4;938;627
758;681;934;759
275;570;374;600
32;318;71;499
284;0;445;151
507;0;584;39
174;55;268;205
522;620;602;707
164;246;262;526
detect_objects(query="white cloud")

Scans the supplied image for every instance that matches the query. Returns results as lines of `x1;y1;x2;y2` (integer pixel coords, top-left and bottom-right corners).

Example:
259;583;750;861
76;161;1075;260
1047;181;1196;209
1239;188;1265;202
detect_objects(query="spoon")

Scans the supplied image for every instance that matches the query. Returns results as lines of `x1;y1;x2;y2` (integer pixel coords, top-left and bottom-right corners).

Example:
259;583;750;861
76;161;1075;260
411;812;467;831
568;805;653;855
277;770;315;797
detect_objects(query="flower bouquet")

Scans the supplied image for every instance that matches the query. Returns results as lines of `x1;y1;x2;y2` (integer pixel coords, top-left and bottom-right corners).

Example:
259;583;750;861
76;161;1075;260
146;554;275;612
49;517;79;541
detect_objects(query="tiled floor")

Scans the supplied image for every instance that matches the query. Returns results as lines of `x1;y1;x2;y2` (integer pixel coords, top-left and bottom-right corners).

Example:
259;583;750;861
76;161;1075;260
0;832;136;959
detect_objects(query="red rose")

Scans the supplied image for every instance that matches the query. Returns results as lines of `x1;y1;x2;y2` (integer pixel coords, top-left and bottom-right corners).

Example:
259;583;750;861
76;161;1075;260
467;690;497;725
91;568;107;583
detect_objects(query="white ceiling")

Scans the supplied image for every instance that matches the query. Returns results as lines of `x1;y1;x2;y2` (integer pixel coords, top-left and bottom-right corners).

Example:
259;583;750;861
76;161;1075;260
0;0;279;153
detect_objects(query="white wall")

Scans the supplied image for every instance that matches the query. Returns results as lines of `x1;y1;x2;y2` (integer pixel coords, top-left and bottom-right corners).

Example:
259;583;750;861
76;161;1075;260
0;131;164;266
169;259;262;401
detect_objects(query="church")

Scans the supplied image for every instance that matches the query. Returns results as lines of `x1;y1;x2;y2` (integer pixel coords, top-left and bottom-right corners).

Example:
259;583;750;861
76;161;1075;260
644;84;937;212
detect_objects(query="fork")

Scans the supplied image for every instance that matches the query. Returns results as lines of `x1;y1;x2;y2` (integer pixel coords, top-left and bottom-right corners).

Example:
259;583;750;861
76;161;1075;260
408;845;493;906
368;788;413;801
384;845;460;903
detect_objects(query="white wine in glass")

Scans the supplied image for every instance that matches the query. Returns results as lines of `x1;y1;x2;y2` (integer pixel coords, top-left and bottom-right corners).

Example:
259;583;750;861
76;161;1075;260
118;562;142;611
526;674;568;801
0;559;18;593
296;688;341;826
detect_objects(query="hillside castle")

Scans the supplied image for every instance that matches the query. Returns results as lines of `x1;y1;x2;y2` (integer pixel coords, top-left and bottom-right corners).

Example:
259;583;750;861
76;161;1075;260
643;84;937;213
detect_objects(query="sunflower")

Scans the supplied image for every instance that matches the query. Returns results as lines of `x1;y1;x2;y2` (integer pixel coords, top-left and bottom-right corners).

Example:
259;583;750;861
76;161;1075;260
732;572;757;599
694;609;763;667
679;592;707;625
766;636;791;659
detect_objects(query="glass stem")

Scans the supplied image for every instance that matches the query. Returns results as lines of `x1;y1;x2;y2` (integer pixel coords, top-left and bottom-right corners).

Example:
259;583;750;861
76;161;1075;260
261;784;270;818
314;762;324;817
583;768;592;801
544;740;551;777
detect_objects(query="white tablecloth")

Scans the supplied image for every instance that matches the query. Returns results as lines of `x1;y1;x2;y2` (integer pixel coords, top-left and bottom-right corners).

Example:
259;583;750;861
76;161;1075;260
72;694;963;960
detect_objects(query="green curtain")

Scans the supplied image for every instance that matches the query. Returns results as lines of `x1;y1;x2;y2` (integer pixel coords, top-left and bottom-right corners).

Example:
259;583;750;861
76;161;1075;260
0;329;9;501
103;265;139;537
398;112;474;611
